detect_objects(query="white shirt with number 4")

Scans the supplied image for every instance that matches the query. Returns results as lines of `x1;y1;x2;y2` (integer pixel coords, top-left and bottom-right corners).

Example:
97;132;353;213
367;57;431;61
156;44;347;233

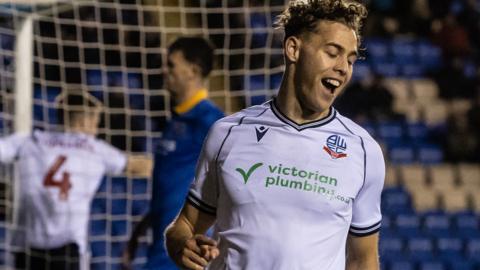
188;100;385;270
0;129;126;254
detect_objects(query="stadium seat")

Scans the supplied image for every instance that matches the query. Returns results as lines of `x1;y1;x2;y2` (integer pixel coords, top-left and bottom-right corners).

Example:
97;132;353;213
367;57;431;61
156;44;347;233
416;40;443;71
439;189;470;212
377;121;404;146
396;214;421;238
447;259;476;270
470;191;480;213
465;238;480;262
380;236;405;261
384;78;411;101
422;213;451;238
406;236;434;261
436;237;464;260
111;220;128;237
400;165;427;191
389;144;415;164
388;260;415;270
410;187;439;212
373;62;400;77
429;164;457;191
132;199;149;216
391;38;416;66
364;38;390;62
457;163;480;189
90;219;107;236
111;198;128;215
382;187;412;215
91;197;107;215
451;212;480;238
406;122;429;142
91;241;107;257
418;260;447;270
401;63;425;78
417;143;444;164
422;100;448;127
410;79;439;105
384;165;399;188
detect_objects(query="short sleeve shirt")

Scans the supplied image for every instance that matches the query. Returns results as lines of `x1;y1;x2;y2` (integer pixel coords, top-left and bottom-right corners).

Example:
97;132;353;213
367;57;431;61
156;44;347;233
188;100;385;270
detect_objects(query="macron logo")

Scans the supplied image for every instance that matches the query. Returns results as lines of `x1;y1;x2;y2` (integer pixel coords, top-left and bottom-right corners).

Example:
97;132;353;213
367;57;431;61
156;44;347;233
255;126;269;142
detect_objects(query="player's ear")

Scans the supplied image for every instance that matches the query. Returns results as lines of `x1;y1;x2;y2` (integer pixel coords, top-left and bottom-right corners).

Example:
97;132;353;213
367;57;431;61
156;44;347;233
190;64;202;78
285;36;301;63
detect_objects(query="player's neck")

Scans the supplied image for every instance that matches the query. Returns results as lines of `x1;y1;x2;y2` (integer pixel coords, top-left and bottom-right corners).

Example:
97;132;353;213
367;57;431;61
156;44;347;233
175;81;205;105
276;75;330;124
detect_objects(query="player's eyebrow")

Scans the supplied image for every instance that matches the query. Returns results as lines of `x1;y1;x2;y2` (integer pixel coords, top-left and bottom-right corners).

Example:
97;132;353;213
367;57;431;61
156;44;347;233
325;42;359;58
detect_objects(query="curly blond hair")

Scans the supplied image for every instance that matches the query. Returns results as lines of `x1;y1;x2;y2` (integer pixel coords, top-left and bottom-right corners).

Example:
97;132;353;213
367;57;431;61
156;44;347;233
275;0;367;44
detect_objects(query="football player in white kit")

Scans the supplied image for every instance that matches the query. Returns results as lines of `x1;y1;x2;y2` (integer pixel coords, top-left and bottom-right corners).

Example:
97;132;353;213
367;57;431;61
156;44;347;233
166;1;385;270
0;92;152;270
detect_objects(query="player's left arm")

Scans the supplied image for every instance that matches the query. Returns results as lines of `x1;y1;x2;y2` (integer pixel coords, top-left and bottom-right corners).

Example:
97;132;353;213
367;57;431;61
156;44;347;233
125;154;153;178
346;232;380;270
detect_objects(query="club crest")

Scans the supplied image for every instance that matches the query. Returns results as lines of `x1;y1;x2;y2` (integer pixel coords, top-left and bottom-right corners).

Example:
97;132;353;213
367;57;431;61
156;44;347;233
323;135;347;159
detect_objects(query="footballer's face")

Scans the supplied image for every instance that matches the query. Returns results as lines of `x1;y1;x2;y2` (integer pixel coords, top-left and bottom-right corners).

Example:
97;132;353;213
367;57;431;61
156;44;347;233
165;50;194;101
291;20;358;115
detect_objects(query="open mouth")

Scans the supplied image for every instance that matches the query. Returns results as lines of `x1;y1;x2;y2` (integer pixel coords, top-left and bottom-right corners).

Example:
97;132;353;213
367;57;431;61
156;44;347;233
321;78;341;94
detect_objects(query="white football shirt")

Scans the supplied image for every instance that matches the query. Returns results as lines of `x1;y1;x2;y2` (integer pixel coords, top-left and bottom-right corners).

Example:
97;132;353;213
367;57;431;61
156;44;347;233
188;100;385;270
0;130;127;253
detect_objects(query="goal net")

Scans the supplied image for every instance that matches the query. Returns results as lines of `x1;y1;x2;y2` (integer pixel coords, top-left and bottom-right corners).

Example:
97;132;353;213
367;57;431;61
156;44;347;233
0;0;286;269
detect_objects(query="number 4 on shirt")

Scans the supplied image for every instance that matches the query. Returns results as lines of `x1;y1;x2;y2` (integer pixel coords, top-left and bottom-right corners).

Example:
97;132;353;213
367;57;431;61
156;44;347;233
43;155;72;200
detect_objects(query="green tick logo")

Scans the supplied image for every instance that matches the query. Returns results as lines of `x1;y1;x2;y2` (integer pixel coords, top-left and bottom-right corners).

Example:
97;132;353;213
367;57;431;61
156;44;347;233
236;162;263;184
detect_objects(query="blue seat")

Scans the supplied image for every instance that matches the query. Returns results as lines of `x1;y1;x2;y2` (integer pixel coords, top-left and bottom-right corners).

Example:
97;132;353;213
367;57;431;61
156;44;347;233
447;259;476;270
406;236;434;261
382;187;412;215
417;40;443;71
388;260;415;270
396;214;421;237
351;61;372;82
406;122;429;141
364;38;390;63
436;237;464;260
452;212;480;238
132;199;149;216
373;62;399;77
417;143;444;164
111;220;128;237
465;237;480;262
132;179;148;195
90;241;107;257
422;213;451;237
402;63;425;78
379;236;404;260
111;198;127;215
391;39;417;66
89;219;107;236
91;197;107;215
90;262;107;270
418;261;447;270
389;144;416;164
111;177;127;194
377;121;404;146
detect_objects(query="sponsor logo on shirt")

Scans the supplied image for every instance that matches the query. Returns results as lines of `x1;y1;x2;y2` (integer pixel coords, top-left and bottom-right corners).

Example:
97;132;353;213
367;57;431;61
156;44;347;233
235;162;350;204
323;135;347;159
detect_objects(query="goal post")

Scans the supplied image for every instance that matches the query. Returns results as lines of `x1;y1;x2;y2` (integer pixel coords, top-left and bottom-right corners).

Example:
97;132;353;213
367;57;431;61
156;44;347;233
0;1;287;269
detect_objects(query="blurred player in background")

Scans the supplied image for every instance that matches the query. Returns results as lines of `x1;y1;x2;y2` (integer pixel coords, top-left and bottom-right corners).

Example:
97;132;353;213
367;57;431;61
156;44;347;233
122;37;223;270
1;92;152;270
166;0;385;269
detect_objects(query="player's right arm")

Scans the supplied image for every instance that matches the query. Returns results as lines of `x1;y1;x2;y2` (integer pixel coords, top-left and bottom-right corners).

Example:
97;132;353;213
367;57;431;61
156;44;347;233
165;203;218;270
